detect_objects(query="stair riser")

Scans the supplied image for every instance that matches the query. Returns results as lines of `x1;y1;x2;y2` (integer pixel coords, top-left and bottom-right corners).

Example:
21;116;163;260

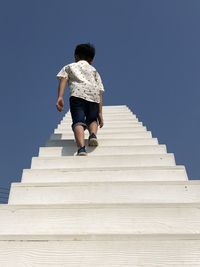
50;132;152;140
66;114;134;117
54;128;147;135
45;138;159;147
38;145;167;157
62;113;136;118
63;115;136;120
0;240;199;266
57;128;144;133
61;120;138;124
61;120;142;125
54;129;147;135
31;154;176;169
59;123;142;129
9;182;200;204
21;167;188;182
56;126;146;132
0;205;200;235
101;106;130;110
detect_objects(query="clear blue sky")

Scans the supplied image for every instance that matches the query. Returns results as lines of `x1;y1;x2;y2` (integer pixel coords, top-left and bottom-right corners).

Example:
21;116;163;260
0;0;200;198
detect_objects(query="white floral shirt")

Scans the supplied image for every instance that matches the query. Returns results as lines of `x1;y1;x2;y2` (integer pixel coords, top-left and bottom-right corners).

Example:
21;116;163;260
56;60;104;103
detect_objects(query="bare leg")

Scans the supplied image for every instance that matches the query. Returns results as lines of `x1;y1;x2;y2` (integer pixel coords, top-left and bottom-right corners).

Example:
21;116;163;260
88;121;98;135
73;125;85;148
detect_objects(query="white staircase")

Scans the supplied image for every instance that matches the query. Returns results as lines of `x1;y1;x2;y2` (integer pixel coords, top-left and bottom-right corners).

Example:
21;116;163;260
0;105;200;266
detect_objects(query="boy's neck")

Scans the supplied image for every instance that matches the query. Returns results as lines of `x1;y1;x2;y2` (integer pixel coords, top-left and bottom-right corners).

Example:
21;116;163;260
75;57;92;65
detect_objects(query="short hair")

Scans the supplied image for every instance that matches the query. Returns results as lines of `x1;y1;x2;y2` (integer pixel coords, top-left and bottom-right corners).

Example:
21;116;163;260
74;43;95;62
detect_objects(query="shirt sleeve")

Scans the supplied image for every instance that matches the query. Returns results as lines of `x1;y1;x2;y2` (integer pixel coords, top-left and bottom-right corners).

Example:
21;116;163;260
95;71;105;92
56;65;69;80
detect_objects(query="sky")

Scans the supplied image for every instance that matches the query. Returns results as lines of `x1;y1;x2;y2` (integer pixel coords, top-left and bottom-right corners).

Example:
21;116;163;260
0;0;200;202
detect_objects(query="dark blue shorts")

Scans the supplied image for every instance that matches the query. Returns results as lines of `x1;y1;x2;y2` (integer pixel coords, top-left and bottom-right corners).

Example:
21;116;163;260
69;96;99;131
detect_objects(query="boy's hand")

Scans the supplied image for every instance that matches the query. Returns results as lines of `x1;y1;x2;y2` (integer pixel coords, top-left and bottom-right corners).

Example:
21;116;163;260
56;97;64;112
98;113;104;128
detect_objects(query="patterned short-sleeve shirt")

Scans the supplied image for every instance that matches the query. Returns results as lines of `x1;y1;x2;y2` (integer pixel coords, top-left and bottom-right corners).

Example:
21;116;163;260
56;60;104;103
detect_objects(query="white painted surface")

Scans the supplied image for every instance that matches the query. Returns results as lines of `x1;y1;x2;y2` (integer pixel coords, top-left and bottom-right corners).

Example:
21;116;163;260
31;154;176;169
9;181;200;204
61;120;139;125
63;114;136;120
0;239;200;266
45;138;159;147
1;105;198;266
21;166;188;183
55;124;146;132
49;131;152;140
1;204;200;235
54;128;148;134
38;145;167;157
55;126;146;133
59;121;143;129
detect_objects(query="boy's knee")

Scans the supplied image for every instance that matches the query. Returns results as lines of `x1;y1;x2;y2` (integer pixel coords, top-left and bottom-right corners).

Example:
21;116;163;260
72;122;87;132
87;119;98;128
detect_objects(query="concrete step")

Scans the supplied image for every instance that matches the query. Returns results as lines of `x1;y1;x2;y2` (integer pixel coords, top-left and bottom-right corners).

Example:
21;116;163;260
62;114;138;118
39;145;167;157
62;112;136;117
99;107;131;111
58;121;144;129
8;181;200;204
49;132;152;140
0;238;200;266
62;118;138;124
98;108;131;112
61;119;139;124
54;127;147;134
31;154;176;169
55;125;144;133
63;110;133;116
21;166;188;183
54;127;149;138
64;113;136;118
45;138;159;147
0;203;200;236
60;120;142;127
102;105;129;109
57;125;146;132
65;107;131;111
90;109;133;114
64;105;129;109
65;106;131;113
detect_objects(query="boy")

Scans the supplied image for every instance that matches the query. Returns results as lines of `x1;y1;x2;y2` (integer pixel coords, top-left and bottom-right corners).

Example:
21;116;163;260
56;43;105;156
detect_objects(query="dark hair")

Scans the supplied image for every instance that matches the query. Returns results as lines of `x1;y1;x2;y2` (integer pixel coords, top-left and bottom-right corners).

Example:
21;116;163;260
74;43;95;62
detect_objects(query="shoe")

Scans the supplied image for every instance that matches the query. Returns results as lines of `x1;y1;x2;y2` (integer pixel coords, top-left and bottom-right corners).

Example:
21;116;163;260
88;133;98;146
77;146;87;156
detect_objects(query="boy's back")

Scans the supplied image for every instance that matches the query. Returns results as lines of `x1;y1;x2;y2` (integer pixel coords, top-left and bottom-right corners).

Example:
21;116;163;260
57;60;104;103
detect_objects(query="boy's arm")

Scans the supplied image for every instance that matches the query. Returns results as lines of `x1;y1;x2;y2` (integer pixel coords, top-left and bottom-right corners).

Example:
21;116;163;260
56;78;68;112
98;92;104;128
